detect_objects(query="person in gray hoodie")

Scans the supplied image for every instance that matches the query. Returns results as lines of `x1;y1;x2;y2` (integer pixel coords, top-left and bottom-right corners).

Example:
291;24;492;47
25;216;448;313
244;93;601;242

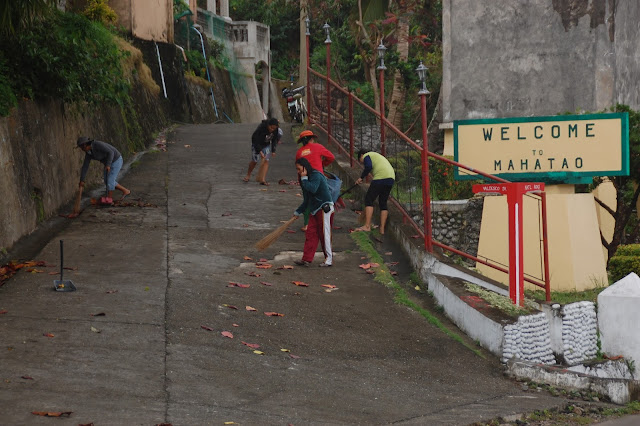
76;136;130;204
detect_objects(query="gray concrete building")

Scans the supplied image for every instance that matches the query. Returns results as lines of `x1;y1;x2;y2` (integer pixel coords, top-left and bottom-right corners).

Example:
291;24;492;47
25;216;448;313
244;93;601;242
441;0;640;127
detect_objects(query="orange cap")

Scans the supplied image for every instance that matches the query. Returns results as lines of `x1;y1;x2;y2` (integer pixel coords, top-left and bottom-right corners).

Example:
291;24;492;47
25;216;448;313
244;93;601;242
297;130;315;143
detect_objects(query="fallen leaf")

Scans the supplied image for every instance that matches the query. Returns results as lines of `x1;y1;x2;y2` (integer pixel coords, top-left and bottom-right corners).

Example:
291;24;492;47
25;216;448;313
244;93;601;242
321;284;337;289
48;271;58;275
245;306;257;311
43;333;54;338
386;261;399;266
242;341;260;349
264;312;284;317
278;179;287;185
279;189;286;192
223;304;238;310
90;326;100;333
253;350;265;355
26;268;44;273
228;282;250;288
260;281;273;286
278;265;294;270
221;212;233;216
391;271;398;276
411;234;421;239
0;310;7;314
385;252;393;256
232;323;239;327
245;271;262;277
221;331;234;339
243;256;253;261
242;224;249;227
370;263;380;268
295;193;301;197
414;285;421;290
289;354;301;359
366;270;375;275
224;422;238;425
184;144;191;148
201;325;214;331
280;348;290;352
259;258;268;262
292;281;309;287
90;312;106;317
286;230;296;233
106;289;118;294
32;411;72;417
256;264;272;269
325;288;338;293
359;263;371;270
333;226;342;229
21;376;33;380
144;286;150;291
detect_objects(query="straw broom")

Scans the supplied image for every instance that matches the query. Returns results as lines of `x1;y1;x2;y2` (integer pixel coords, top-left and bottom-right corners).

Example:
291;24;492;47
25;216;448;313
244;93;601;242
255;217;298;250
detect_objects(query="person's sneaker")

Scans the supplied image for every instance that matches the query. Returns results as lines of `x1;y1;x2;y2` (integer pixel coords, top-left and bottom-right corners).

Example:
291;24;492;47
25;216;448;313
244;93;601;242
318;262;332;267
294;260;310;267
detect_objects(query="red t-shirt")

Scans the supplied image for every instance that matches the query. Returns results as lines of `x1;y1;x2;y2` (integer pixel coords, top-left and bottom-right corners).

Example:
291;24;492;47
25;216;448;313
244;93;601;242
295;142;335;172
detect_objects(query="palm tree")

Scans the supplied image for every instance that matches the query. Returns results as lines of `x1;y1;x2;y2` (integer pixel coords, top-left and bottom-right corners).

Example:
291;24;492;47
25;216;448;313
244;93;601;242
0;0;58;35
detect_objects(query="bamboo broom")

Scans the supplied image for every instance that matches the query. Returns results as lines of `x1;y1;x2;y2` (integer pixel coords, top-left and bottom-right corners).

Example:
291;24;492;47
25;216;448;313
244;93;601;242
255;217;298;251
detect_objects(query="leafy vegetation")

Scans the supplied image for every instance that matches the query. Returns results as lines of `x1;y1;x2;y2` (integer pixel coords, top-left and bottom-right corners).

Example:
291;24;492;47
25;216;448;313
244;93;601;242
0;9;129;116
0;0;57;35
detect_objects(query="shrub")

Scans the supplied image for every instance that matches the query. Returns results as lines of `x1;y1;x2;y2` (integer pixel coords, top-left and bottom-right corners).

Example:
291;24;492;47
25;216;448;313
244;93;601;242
0;9;129;115
83;0;117;26
613;244;640;257
608;245;640;283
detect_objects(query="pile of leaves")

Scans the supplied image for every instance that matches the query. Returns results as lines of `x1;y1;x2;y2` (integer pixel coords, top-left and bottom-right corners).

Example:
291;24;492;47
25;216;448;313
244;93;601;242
0;261;47;287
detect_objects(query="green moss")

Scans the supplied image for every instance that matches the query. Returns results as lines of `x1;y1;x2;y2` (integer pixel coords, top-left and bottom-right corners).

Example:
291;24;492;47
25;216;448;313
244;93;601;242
350;231;485;358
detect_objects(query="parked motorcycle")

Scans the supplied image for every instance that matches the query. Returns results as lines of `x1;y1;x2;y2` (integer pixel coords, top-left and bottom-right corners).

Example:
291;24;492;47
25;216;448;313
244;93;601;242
281;84;307;123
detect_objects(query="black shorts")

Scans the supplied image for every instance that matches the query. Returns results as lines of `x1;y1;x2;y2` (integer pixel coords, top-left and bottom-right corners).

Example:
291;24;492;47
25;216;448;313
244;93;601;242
364;181;393;210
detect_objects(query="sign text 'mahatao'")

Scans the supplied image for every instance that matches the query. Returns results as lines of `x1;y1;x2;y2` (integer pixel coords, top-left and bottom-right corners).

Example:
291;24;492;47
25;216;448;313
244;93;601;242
453;113;629;182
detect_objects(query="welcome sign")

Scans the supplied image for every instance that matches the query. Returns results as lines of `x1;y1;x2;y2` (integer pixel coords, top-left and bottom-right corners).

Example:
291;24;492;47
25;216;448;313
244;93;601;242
453;113;629;183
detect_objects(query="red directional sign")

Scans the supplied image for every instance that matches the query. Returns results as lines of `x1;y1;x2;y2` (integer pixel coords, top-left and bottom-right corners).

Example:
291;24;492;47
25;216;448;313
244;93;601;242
473;182;545;306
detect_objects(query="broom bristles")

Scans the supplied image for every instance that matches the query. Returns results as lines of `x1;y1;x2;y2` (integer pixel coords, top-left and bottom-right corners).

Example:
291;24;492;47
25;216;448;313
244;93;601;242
255;217;298;251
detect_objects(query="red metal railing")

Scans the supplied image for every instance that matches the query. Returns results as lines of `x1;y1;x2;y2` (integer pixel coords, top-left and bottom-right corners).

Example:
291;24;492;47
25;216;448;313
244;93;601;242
306;66;550;301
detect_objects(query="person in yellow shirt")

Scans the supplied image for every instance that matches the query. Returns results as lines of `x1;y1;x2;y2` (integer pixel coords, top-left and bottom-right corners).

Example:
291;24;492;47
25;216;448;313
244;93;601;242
354;149;395;240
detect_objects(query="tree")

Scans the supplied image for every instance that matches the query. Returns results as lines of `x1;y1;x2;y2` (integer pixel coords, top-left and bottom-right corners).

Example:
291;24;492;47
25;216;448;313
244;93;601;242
592;104;640;265
0;0;58;35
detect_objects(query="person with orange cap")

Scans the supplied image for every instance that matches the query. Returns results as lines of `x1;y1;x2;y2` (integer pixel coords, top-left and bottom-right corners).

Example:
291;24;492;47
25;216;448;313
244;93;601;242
295;130;335;231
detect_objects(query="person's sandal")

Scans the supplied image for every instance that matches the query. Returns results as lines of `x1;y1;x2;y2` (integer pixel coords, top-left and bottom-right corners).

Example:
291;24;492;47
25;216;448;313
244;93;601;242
294;260;310;267
318;263;332;267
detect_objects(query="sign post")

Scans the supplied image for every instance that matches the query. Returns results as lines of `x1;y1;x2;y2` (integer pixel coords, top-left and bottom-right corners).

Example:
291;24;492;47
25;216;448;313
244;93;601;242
473;182;545;306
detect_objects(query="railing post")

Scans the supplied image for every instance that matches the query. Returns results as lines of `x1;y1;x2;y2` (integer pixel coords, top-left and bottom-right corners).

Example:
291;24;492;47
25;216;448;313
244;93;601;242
541;191;551;302
420;92;433;253
324;23;332;142
349;91;355;167
305;17;312;124
379;68;385;156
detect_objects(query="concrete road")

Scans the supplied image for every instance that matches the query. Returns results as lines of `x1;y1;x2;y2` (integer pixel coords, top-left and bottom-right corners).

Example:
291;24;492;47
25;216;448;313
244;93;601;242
0;122;581;425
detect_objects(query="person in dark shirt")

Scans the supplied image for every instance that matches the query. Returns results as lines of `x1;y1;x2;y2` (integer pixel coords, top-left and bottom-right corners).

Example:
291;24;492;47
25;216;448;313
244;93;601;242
76;136;130;205
243;118;279;185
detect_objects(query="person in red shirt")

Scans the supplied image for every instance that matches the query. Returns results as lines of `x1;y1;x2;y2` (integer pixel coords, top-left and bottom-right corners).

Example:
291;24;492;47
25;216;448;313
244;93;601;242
295;130;335;231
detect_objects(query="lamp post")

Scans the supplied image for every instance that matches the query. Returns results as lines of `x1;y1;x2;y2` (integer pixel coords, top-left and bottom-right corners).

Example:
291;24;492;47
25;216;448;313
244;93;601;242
305;16;311;120
377;41;387;156
416;61;432;252
323;23;332;141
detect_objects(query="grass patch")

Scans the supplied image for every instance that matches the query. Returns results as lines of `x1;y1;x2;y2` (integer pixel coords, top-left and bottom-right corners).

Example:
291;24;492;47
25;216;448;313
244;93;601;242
350;231;485;359
465;282;538;317
526;285;608;305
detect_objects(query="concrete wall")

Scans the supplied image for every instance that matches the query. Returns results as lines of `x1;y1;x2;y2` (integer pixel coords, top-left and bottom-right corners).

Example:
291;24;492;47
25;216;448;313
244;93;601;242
442;0;640;123
0;40;248;255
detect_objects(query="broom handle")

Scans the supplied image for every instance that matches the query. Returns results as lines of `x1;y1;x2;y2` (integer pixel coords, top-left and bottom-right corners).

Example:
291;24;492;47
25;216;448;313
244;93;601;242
59;240;64;281
338;183;359;199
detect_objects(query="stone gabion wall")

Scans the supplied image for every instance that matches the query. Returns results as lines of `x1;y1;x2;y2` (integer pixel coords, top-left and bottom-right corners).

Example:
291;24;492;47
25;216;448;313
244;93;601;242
561;301;598;366
432;210;462;247
502;312;556;364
